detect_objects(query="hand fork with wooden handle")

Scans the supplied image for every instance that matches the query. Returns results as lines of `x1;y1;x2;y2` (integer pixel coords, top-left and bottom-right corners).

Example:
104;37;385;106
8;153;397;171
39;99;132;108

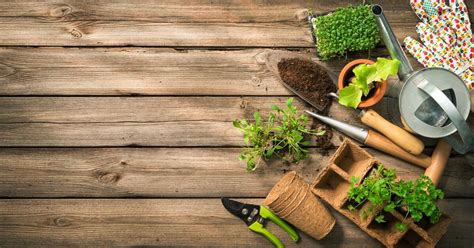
360;109;425;155
327;92;425;155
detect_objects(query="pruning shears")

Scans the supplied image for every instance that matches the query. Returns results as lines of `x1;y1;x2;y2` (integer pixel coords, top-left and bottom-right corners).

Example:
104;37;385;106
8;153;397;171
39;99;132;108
221;198;299;248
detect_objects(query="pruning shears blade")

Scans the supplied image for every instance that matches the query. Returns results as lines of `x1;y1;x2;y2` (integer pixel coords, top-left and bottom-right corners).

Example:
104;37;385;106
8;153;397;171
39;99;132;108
221;198;260;226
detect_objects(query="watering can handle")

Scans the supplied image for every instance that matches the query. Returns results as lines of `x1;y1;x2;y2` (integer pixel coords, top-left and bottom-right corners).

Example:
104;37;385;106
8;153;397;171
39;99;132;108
415;80;474;154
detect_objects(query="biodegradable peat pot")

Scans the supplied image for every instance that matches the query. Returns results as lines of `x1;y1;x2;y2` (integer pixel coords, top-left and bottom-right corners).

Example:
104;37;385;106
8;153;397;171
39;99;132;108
282;189;336;240
338;59;387;108
277;183;309;217
264;171;307;213
263;171;297;211
264;171;336;241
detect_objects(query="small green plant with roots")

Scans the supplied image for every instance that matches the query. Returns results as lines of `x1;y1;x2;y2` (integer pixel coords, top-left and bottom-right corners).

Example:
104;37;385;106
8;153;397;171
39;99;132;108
348;165;444;232
233;98;325;171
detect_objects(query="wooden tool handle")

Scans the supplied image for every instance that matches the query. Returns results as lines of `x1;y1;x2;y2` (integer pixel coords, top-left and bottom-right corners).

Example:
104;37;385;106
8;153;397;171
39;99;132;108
424;140;452;186
361;109;425;155
364;130;431;168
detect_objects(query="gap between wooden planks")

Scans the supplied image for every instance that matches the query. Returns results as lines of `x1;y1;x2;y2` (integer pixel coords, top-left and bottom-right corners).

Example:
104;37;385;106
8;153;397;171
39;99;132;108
0;198;472;247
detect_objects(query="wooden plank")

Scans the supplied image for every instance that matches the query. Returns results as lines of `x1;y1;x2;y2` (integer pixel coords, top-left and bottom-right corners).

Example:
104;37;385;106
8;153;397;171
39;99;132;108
0;0;316;21
0;96;355;147
0;147;470;198
1;1;471;46
1;95;470;147
0;97;358;123
0;48;422;96
0;198;471;247
0;18;313;47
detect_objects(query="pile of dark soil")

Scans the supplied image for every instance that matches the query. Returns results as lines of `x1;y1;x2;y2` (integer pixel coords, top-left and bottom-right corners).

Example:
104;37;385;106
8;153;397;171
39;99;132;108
277;58;337;111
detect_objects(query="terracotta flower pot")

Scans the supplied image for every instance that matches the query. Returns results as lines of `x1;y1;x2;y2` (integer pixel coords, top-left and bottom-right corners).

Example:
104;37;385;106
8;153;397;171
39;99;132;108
338;59;387;108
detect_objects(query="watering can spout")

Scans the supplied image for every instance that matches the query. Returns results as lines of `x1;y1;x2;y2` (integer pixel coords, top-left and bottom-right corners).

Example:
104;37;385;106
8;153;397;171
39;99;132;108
372;4;413;81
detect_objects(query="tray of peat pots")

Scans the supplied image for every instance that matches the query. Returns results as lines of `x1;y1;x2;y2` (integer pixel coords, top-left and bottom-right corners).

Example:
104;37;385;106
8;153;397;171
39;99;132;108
263;171;335;241
337;57;400;109
312;139;451;247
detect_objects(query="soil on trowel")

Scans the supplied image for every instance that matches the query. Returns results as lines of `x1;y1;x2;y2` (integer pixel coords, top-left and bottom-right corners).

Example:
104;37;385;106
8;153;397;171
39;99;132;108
277;58;337;111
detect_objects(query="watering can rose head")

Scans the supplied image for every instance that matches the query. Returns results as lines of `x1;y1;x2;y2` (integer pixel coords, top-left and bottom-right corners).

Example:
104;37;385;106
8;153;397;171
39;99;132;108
338;58;400;109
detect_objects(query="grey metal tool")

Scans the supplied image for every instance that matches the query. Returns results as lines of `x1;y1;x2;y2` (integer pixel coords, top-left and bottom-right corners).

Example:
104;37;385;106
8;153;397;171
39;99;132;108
305;110;432;168
372;4;473;154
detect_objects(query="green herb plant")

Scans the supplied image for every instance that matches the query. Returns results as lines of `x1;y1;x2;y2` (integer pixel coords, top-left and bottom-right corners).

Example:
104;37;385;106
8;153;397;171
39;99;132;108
313;5;380;60
339;57;400;108
348;165;444;232
233;98;325;171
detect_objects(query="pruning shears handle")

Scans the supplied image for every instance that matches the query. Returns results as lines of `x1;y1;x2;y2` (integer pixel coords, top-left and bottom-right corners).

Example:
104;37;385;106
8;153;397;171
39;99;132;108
248;206;299;248
260;206;299;242
249;221;285;248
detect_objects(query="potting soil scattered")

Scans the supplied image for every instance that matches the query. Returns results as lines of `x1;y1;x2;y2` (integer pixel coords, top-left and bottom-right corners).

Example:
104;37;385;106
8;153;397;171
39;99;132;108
277;58;336;111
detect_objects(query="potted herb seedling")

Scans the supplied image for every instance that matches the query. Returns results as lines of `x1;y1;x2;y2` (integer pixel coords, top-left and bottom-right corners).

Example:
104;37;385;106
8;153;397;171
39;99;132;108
348;165;444;232
338;57;400;108
311;5;380;60
233;98;325;171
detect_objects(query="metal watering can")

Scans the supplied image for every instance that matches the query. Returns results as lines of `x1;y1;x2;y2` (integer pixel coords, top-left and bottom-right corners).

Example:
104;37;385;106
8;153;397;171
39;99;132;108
372;4;473;154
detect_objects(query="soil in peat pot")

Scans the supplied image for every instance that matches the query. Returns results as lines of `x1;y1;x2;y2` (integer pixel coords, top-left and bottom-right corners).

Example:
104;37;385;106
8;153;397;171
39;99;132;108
277;58;337;111
277;58;336;155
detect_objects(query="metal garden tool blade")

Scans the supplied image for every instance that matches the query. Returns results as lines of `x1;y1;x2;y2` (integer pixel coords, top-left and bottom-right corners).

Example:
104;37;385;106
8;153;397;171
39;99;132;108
221;198;260;226
262;50;338;112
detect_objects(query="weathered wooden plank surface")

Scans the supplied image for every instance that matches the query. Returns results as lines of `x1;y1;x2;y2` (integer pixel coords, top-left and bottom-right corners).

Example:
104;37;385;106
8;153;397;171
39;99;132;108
0;147;471;198
0;97;358;123
0;96;354;147
1;0;470;46
0;198;471;247
0;48;423;96
0;0;418;22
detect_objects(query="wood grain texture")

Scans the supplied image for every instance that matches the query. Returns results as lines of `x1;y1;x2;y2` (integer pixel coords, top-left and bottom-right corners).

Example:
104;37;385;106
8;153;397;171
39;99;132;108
0;198;471;247
0;96;356;147
0;148;471;198
1;0;470;47
0;96;359;124
0;48;423;96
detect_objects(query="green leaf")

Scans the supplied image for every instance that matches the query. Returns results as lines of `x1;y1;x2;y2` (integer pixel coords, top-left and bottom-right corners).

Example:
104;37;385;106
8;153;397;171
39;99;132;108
286;97;294;107
338;84;363;108
395;222;407;232
233;120;241;128
384;202;396;213
366;57;400;83
253;112;262;125
352;63;376;95
375;215;386;223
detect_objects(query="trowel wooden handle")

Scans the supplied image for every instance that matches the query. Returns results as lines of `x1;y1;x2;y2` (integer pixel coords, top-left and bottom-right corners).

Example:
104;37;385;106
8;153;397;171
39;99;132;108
424;140;452;186
361;109;425;155
364;130;431;168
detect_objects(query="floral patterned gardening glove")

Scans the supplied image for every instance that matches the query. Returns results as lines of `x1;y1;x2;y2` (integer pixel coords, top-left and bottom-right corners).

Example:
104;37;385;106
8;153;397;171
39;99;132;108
404;0;473;89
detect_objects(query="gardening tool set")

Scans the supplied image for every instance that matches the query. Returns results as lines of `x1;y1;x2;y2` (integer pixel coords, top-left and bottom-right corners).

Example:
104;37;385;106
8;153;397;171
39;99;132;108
224;1;472;247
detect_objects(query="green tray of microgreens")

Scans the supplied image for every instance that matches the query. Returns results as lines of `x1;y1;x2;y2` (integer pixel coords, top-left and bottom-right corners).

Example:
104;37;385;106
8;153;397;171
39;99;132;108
309;5;380;60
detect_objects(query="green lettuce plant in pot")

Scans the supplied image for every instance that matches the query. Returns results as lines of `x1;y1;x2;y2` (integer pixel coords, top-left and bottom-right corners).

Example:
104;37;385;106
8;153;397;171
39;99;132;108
338;57;400;109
